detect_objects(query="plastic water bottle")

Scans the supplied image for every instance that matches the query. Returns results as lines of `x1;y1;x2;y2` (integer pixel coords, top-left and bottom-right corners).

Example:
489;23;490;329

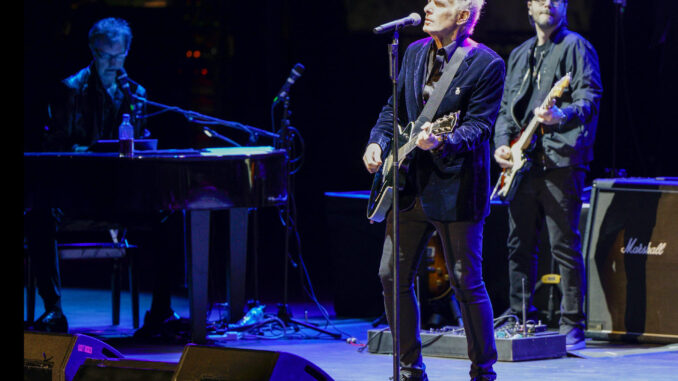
236;305;265;327
118;113;134;157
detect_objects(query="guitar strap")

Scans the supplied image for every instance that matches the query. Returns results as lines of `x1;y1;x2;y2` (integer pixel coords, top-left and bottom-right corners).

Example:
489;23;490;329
411;40;476;138
536;29;570;102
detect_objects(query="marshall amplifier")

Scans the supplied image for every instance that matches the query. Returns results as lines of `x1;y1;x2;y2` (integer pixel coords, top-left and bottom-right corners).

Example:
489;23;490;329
583;177;678;343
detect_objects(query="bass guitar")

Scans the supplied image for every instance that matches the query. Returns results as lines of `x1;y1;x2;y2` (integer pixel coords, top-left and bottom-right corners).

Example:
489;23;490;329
490;73;571;202
366;111;460;222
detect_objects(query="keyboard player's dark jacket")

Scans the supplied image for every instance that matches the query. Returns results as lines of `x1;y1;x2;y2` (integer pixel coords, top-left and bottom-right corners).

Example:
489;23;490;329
43;63;147;152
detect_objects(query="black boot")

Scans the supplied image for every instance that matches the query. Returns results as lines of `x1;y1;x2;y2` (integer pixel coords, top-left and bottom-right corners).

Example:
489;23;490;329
31;309;69;333
133;310;181;339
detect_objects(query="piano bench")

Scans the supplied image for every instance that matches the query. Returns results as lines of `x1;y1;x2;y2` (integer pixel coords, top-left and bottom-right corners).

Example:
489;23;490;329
24;240;140;329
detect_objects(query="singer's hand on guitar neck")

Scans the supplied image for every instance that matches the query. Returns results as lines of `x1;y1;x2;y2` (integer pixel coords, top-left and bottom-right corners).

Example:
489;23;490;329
416;122;442;151
494;145;513;169
363;143;383;174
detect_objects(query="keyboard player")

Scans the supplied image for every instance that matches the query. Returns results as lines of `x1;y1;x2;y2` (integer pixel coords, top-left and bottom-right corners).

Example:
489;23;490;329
24;17;184;339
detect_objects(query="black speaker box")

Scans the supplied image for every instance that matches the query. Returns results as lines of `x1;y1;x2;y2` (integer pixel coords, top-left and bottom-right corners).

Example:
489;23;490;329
24;331;123;381
583;178;678;343
71;359;176;381
174;344;333;381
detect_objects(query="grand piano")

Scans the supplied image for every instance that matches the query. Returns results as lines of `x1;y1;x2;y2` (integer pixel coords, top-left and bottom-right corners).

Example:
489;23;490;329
24;146;288;343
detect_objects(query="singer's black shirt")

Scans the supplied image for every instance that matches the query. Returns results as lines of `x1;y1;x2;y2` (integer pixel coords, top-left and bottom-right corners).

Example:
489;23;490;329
422;40;458;104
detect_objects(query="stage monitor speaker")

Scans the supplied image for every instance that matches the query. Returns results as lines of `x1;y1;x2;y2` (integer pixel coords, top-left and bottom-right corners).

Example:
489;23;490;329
174;344;334;381
71;359;176;381
24;331;123;381
583;178;678;343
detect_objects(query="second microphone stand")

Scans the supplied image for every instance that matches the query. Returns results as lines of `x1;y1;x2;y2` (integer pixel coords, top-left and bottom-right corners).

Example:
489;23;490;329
274;96;341;339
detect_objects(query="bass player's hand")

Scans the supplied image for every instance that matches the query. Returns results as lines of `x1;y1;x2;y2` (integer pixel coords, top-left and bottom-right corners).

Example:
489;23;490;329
534;99;567;125
494;145;513;169
363;143;383;174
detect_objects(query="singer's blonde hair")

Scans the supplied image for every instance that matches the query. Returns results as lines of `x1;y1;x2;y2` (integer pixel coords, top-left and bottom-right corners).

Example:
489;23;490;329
456;0;486;36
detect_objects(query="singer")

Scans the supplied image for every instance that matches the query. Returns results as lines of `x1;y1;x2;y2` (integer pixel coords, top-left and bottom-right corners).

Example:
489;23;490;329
362;0;505;380
26;17;185;341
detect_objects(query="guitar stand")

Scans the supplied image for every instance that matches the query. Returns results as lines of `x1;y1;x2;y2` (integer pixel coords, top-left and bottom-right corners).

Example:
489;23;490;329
534;254;561;326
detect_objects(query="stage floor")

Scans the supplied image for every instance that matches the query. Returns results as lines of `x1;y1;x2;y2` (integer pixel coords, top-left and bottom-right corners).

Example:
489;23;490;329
24;288;678;381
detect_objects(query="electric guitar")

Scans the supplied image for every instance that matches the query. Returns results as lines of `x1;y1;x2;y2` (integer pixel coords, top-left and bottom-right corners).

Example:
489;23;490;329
366;111;460;222
425;231;451;301
490;73;571;202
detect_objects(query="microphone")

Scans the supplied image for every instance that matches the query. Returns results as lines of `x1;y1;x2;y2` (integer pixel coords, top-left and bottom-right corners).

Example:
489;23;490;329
273;63;305;104
203;126;241;147
373;13;421;34
116;68;134;100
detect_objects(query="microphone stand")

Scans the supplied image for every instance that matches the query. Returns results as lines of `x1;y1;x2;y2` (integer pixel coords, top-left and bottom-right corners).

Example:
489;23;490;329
388;29;402;381
274;95;341;339
130;94;279;334
610;0;627;178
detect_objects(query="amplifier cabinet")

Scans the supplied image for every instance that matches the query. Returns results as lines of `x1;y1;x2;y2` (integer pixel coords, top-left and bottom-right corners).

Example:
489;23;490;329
583;178;678;343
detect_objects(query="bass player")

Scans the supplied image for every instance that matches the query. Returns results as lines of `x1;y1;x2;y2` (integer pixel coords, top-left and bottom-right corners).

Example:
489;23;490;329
492;0;602;351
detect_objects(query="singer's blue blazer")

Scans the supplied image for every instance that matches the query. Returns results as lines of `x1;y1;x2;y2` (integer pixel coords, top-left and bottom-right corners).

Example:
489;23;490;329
368;37;505;222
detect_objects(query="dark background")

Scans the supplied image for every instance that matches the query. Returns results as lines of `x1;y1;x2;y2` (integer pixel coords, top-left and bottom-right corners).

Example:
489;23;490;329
24;0;678;318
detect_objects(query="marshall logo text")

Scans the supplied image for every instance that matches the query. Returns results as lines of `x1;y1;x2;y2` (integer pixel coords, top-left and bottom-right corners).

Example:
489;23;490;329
620;238;667;256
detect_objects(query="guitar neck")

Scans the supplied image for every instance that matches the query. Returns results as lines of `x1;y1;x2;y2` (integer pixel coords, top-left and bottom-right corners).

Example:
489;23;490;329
515;93;556;150
396;120;438;163
393;111;459;163
391;120;425;164
397;139;418;163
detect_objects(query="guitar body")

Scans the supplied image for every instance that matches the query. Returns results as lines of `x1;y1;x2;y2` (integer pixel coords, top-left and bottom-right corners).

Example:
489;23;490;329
366;112;460;222
496;155;533;203
493;135;536;203
366;123;412;223
425;231;451;301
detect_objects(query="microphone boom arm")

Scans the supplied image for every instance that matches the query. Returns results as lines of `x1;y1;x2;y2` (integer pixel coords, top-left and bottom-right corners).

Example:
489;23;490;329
131;93;280;141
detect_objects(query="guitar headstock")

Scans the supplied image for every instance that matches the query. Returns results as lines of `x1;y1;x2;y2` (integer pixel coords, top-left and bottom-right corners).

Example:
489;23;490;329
431;110;460;135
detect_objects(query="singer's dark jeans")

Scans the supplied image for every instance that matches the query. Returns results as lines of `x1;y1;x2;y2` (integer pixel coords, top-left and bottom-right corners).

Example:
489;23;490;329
379;199;497;380
506;165;587;329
